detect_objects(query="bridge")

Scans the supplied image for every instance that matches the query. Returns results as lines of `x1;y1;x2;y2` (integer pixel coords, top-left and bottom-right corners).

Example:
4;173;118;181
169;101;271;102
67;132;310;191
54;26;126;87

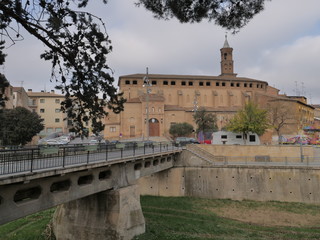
0;142;181;240
2;143;320;239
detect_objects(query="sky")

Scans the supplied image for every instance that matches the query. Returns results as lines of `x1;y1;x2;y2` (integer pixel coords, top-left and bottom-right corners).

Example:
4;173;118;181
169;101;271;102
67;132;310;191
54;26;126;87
2;0;320;103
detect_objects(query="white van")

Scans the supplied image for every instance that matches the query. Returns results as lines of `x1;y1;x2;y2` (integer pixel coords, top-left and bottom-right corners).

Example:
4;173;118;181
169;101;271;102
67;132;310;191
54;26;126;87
211;131;260;145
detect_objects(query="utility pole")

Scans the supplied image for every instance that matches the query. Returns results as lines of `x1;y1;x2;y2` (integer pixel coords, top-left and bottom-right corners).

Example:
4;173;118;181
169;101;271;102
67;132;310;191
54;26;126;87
143;67;151;141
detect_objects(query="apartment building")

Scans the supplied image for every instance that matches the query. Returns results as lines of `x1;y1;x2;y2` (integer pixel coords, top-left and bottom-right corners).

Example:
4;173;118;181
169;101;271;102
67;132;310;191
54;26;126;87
27;90;68;136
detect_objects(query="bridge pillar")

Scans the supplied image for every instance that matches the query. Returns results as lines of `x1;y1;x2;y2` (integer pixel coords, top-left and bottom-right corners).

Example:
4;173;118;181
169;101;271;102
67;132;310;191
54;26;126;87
52;184;145;240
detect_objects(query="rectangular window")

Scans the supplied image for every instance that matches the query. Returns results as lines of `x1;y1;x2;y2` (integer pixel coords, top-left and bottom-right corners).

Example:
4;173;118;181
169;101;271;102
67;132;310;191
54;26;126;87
40;99;45;103
163;81;168;85
221;135;227;139
188;81;193;86
222;82;226;86
206;82;211;86
110;127;116;132
125;80;130;85
55;99;60;104
55;109;60;113
40;109;45;113
132;80;137;85
244;83;247;87
171;81;176;85
199;82;204;86
236;83;240;87
231;83;234;87
151;80;157;85
181;81;186;86
249;83;253;88
55;128;62;132
236;135;242;139
249;135;256;142
47;128;53;133
55;118;60;123
216;82;220;86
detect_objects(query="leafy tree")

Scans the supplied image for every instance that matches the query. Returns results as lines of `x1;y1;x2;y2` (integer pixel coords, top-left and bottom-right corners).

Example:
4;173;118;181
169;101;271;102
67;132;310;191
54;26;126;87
169;122;194;138
226;101;269;142
0;0;268;134
0;0;125;135
0;107;44;145
193;107;218;133
136;0;269;32
267;100;297;144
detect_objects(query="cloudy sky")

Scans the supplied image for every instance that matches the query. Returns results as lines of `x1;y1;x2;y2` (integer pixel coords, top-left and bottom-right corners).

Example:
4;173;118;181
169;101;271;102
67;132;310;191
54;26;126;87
3;0;320;103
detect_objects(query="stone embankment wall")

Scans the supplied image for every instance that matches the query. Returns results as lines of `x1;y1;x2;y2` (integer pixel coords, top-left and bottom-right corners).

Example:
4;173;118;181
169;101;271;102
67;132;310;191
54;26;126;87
138;145;320;204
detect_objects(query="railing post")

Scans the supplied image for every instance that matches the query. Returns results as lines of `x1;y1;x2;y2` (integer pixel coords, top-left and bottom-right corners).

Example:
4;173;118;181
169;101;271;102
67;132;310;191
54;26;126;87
160;142;162;152
106;144;108;161
62;147;66;168
121;148;123;159
133;143;136;156
87;150;90;164
144;144;146;155
30;149;34;173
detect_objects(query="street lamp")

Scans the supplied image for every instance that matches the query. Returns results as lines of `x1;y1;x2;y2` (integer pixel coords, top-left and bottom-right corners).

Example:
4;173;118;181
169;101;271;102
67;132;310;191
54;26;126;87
143;67;152;141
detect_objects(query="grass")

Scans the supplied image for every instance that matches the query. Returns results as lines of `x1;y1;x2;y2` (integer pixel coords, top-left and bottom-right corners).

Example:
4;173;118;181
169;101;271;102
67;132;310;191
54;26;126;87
0;208;55;240
2;197;320;239
134;196;320;240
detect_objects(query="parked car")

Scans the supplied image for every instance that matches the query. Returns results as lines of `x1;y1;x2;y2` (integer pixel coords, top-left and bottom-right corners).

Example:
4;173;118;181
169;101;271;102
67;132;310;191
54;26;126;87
174;137;199;146
45;139;67;145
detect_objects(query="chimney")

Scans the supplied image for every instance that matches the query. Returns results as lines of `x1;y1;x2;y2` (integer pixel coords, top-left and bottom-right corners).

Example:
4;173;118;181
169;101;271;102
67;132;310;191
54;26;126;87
41;90;44;92
28;89;32;92
51;90;55;93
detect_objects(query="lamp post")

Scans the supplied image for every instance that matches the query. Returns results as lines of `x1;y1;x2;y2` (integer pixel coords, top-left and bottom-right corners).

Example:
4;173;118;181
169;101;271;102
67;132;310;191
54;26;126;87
143;67;152;141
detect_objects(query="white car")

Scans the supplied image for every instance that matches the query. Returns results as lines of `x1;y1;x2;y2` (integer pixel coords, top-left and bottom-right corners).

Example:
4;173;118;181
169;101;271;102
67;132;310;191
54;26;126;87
46;139;67;145
59;136;70;143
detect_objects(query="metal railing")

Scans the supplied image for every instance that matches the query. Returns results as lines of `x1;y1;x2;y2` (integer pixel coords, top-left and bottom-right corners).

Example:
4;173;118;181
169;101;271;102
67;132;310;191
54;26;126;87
0;142;180;176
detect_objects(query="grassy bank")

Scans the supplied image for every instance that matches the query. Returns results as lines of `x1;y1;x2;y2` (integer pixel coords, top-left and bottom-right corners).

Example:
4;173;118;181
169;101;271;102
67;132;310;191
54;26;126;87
2;196;320;240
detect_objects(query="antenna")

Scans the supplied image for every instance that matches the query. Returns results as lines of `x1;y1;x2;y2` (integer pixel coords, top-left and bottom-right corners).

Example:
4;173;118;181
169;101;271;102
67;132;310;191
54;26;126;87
301;82;305;96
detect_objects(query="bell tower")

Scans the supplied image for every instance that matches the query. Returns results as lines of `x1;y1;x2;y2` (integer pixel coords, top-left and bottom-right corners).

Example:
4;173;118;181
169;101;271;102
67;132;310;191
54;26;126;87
220;35;236;76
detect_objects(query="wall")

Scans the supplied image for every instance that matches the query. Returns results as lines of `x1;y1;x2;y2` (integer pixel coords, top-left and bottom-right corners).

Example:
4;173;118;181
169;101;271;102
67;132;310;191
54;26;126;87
195;144;317;160
138;149;320;204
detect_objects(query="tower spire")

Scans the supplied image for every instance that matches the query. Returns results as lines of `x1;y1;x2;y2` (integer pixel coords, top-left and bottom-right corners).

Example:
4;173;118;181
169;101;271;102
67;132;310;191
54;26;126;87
223;33;230;48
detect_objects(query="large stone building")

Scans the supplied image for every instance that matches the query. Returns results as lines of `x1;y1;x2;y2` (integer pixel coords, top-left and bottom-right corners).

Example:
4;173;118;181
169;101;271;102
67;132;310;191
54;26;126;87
104;37;315;141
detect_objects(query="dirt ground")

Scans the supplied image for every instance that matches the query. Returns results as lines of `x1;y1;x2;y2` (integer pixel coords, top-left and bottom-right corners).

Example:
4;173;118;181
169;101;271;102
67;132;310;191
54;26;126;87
209;206;320;227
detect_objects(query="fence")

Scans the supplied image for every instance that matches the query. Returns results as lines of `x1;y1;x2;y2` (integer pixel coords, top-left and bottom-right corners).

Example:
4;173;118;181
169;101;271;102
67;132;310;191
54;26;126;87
0;142;179;176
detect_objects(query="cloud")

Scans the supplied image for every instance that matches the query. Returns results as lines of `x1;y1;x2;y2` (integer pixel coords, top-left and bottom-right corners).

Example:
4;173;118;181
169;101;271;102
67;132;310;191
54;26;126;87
2;0;320;105
242;36;320;103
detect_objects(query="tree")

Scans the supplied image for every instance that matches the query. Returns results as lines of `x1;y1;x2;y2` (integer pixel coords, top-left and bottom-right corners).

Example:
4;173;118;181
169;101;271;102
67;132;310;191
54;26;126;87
193;107;218;134
0;0;125;136
136;0;269;32
0;1;268;135
169;122;194;138
226;101;269;143
267;100;297;144
0;107;44;145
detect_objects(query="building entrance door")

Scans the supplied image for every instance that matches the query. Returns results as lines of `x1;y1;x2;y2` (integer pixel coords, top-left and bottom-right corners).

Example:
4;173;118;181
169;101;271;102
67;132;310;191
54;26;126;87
130;126;135;137
149;118;159;137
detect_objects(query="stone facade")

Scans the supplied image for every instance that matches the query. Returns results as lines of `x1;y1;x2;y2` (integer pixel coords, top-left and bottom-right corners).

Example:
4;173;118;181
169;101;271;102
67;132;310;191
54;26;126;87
103;38;314;141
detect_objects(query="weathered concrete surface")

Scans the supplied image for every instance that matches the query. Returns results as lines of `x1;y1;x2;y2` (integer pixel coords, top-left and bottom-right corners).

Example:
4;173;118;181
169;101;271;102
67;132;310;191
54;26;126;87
138;150;320;204
53;185;145;240
193;144;319;160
